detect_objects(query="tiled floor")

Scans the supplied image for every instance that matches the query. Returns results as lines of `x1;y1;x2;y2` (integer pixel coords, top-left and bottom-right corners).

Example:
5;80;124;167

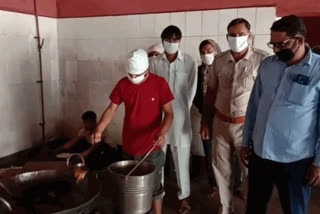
98;168;320;214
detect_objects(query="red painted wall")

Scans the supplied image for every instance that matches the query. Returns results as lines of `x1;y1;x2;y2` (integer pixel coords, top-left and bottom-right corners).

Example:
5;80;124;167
303;17;320;47
277;0;320;17
0;0;319;18
0;0;57;17
56;0;275;18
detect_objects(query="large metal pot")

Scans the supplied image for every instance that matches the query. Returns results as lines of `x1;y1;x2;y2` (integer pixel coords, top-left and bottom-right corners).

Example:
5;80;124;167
0;157;100;214
0;169;74;199
108;160;156;214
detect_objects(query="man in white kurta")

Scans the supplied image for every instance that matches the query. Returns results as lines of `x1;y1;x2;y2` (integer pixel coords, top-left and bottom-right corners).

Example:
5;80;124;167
149;25;197;213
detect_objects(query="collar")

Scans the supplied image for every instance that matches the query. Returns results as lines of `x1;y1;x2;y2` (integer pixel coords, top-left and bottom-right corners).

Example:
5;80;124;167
226;47;252;63
300;47;312;66
161;49;184;62
279;47;313;67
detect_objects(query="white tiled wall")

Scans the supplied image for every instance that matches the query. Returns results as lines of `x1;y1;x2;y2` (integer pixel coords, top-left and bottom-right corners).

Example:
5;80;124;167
57;7;277;145
0;11;61;158
0;7;277;157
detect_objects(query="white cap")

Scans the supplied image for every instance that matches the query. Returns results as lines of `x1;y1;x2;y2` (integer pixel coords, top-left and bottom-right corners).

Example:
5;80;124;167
127;49;149;75
147;43;164;54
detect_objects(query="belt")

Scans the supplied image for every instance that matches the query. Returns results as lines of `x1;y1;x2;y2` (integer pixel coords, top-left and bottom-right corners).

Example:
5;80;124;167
215;109;245;124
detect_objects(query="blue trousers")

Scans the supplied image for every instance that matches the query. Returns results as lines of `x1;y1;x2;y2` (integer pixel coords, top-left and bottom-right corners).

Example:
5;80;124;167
246;153;312;214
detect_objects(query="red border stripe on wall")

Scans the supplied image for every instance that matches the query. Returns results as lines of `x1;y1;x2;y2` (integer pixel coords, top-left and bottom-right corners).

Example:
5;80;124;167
0;0;319;18
56;0;275;18
0;0;57;18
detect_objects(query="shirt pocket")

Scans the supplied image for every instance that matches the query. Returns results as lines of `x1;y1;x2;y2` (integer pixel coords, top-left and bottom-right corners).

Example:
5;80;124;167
287;82;313;105
242;74;255;90
241;66;256;90
218;71;232;90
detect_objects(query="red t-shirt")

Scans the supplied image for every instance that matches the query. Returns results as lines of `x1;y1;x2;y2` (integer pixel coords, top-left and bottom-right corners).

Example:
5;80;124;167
110;73;174;156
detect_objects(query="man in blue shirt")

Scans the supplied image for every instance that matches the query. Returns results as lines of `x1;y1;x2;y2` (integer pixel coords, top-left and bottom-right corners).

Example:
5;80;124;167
241;15;320;214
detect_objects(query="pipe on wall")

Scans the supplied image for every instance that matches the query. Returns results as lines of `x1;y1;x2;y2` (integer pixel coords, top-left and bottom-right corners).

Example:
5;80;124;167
33;0;46;144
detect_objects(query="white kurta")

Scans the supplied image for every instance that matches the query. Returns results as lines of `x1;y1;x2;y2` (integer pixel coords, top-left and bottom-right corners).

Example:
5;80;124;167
150;50;198;148
150;50;197;200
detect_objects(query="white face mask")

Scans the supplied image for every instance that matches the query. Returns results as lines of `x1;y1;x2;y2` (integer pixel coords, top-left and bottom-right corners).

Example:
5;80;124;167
227;35;249;52
163;41;179;54
127;73;146;84
201;53;214;65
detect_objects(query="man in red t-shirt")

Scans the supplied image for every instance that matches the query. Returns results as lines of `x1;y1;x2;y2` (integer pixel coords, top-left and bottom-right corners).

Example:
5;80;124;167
92;49;174;214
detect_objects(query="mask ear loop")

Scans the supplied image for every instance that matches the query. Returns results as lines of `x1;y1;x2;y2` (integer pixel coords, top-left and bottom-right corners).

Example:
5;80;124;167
248;33;253;47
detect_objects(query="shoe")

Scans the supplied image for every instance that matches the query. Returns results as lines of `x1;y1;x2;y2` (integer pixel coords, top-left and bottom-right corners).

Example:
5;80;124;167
179;198;191;214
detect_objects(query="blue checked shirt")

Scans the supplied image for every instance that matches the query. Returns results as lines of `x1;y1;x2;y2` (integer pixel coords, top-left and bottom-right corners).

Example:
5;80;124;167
243;49;320;167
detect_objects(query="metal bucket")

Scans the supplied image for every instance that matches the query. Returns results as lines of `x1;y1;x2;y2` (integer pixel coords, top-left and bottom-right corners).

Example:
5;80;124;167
107;160;156;214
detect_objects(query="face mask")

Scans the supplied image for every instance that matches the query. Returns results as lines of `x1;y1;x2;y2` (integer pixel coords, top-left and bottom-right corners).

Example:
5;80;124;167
201;53;214;65
163;41;179;54
276;48;295;62
127;73;146;84
227;35;249;52
149;55;157;59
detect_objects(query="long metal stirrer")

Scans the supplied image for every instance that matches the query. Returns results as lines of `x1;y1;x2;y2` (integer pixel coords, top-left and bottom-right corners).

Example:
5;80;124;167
126;144;157;178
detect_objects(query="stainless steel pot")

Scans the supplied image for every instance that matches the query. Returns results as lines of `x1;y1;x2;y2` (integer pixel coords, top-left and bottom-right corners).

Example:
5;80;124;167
108;160;156;214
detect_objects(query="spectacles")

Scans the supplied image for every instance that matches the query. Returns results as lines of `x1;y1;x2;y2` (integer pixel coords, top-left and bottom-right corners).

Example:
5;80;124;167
267;38;291;49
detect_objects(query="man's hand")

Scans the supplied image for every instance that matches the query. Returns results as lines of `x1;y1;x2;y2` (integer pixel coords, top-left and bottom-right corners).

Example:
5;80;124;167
74;167;87;183
240;147;250;167
91;129;103;144
154;134;166;148
284;37;300;54
200;124;209;140
306;165;320;187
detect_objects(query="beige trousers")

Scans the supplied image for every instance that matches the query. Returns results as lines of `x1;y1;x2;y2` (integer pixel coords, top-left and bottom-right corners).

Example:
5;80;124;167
212;116;248;214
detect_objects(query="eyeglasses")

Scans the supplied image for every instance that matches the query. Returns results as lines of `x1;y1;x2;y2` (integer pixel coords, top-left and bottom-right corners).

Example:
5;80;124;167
267;38;291;49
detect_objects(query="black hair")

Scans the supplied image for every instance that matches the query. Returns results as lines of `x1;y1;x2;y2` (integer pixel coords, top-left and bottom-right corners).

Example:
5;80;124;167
81;111;97;121
161;25;182;40
270;15;307;37
227;18;251;31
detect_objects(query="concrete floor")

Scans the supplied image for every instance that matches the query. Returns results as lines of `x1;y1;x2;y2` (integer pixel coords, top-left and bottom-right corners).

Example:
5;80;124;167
97;166;320;214
163;174;320;214
1;146;318;214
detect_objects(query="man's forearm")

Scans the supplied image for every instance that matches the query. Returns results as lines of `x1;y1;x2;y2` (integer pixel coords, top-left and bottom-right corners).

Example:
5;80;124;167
159;112;174;135
201;96;214;126
82;144;99;157
63;136;81;149
201;86;216;126
96;103;118;132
